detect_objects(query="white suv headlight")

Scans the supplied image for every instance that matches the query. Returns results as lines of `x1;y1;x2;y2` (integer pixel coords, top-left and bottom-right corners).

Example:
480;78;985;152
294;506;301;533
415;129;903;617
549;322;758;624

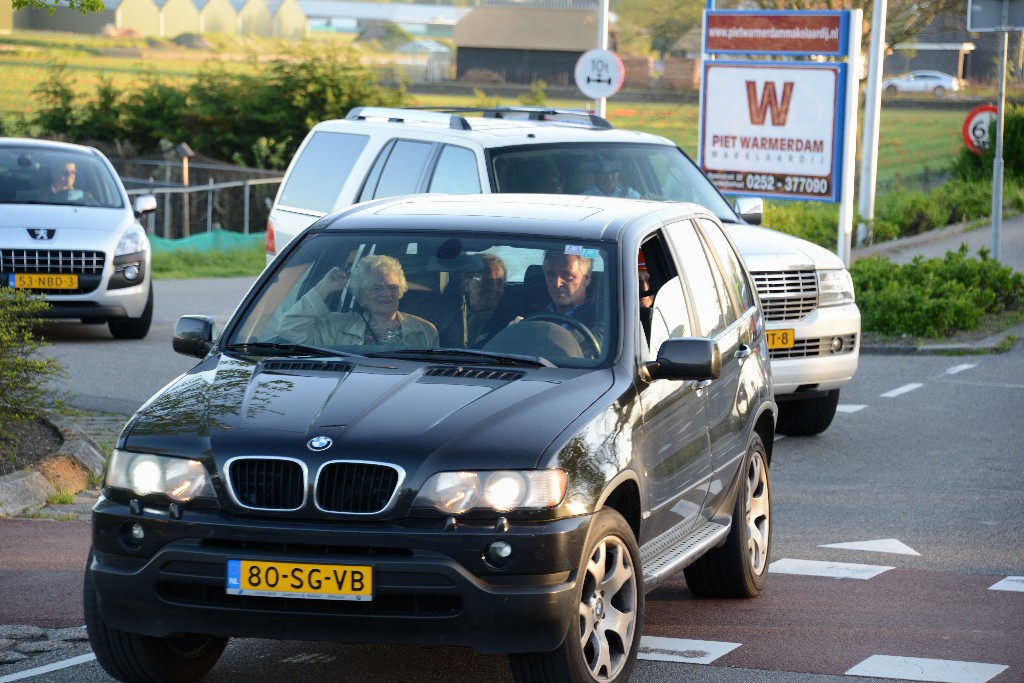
106;449;214;502
415;470;567;514
818;268;855;306
115;224;149;257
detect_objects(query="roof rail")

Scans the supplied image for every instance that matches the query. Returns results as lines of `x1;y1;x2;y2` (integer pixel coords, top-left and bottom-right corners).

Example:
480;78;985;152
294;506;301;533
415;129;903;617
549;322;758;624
425;106;614;130
345;107;472;131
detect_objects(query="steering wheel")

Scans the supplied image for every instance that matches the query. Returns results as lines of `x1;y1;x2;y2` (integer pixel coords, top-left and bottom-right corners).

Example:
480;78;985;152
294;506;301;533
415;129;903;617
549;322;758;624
523;312;601;358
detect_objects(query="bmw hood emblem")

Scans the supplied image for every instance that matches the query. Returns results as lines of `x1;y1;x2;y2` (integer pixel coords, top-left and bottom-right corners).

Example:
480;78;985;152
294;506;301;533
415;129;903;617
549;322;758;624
307;436;333;451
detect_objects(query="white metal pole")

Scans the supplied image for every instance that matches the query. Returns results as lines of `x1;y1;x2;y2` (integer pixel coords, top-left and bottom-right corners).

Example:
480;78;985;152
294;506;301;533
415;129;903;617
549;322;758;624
857;0;886;247
597;0;609;118
837;10;862;267
992;29;1007;261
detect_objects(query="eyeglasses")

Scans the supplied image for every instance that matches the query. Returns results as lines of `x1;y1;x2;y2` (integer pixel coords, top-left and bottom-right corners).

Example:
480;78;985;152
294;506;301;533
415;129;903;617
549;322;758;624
366;284;400;296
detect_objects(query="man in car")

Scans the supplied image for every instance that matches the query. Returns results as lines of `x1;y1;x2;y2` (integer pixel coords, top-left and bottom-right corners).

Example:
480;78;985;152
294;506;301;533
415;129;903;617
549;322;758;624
440;253;508;347
49;161;78;196
582;160;640;199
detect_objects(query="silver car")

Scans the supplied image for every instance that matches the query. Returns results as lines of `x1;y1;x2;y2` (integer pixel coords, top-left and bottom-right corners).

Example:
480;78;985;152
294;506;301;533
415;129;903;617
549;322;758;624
882;70;961;96
0;138;157;338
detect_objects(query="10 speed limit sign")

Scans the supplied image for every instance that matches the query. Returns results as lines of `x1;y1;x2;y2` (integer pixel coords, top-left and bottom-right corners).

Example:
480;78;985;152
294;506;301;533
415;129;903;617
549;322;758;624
963;104;998;155
574;49;625;100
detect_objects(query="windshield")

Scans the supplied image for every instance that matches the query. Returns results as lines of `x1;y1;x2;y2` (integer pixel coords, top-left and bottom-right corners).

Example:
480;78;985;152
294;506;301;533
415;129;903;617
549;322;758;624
489;142;738;221
0;145;125;209
229;231;616;369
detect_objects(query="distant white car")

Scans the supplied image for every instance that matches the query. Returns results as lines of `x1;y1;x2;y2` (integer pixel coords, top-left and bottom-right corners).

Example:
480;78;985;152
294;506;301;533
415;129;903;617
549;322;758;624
0;138;157;338
882;70;961;96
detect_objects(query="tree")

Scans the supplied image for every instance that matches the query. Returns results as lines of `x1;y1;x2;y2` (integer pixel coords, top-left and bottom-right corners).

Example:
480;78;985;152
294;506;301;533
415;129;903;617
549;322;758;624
617;0;703;57
12;0;105;14
750;0;964;53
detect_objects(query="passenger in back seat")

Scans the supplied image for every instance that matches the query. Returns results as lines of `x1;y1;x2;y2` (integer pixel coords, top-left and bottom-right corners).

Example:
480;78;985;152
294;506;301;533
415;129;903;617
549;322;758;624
440;253;507;347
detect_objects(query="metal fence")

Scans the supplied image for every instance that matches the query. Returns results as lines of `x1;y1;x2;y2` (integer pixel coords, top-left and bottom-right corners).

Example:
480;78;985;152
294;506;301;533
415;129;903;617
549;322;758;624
111;158;283;239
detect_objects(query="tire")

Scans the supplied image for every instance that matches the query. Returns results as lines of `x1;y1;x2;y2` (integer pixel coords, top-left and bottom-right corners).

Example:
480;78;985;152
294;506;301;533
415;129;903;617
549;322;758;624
108;286;153;340
885;84;898;94
684;433;771;599
84;554;228;683
509;509;643;683
933;86;946;96
776;389;840;436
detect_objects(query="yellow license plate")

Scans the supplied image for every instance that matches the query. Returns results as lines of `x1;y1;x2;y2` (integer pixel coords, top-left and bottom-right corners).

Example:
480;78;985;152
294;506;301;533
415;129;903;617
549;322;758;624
226;559;373;601
766;329;796;349
9;273;79;290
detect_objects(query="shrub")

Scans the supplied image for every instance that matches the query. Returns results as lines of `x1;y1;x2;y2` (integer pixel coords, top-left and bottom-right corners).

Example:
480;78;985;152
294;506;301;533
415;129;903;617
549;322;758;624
31;60;77;136
762;200;841;250
874;190;952;237
0;290;65;426
852;245;1024;337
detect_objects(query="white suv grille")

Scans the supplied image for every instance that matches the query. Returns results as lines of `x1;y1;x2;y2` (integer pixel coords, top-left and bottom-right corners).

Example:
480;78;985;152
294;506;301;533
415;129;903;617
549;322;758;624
751;270;817;322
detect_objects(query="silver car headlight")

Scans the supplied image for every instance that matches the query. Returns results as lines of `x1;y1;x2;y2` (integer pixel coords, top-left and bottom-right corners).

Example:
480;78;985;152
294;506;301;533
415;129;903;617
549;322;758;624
106;449;214;502
818;268;855;306
115;224;149;257
415;470;567;514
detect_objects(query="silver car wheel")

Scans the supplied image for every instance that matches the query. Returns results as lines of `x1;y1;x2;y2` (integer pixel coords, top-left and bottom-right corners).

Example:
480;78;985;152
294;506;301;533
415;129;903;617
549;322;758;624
745;449;771;576
578;534;638;681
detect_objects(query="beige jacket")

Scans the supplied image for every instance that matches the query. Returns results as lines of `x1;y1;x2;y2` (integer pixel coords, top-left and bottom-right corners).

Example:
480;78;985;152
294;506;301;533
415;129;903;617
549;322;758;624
279;289;439;348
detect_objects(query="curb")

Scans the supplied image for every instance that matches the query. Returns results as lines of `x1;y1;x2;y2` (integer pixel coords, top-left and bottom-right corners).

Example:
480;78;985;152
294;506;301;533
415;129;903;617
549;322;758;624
0;418;110;518
861;322;1024;356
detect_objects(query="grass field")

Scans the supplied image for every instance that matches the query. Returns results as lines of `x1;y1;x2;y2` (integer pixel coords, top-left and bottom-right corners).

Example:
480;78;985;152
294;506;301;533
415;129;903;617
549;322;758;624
0;31;977;183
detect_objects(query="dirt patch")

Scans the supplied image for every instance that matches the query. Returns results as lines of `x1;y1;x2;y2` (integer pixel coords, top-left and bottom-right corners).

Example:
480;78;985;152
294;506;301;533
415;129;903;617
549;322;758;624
0;416;64;478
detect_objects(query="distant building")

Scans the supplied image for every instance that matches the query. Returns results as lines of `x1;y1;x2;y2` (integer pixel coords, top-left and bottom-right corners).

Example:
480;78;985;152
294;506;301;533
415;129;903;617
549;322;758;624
301;0;470;39
454;1;609;86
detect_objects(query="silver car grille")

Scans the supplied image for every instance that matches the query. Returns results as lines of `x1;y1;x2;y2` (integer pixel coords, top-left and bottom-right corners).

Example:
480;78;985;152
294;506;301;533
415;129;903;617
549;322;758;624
226;457;401;515
750;269;817;322
1;249;105;275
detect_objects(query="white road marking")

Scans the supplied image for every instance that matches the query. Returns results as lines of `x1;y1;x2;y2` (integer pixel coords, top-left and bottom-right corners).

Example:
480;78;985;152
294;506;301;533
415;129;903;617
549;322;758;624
638;636;740;664
819;538;920;556
836;404;866;413
769;558;893;580
881;383;923;398
0;653;96;683
945;363;978;375
989;575;1024;592
845;654;1008;682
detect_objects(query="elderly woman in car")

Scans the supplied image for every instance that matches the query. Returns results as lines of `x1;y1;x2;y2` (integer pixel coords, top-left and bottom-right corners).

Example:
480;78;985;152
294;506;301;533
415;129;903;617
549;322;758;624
280;254;438;347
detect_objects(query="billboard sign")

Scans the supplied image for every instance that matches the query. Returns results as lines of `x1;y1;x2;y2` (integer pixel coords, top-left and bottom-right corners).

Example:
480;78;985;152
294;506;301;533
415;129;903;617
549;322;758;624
967;0;1024;32
700;61;847;202
704;10;848;57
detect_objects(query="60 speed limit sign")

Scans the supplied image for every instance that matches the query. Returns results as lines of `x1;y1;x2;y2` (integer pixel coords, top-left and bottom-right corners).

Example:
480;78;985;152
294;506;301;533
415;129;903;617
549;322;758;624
962;104;998;155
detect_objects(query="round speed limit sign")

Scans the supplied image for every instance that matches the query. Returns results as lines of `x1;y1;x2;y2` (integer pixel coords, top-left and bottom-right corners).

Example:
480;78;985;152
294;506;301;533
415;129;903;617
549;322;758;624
962;104;998;155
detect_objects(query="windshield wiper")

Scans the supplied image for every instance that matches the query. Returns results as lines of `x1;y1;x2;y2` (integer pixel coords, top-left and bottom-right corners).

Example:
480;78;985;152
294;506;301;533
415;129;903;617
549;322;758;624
223;341;356;358
364;348;554;368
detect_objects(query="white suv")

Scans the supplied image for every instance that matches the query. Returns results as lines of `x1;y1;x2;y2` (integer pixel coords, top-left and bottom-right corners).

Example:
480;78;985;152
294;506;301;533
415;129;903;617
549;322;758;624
266;107;859;435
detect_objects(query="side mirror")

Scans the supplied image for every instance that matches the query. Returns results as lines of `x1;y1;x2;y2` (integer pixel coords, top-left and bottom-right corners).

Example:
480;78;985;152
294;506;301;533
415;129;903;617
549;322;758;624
173;315;216;358
134;194;158;217
734;196;763;226
645;337;721;382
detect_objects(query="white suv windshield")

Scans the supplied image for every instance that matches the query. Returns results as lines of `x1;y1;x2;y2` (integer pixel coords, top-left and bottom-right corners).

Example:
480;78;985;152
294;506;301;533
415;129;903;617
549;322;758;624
229;231;615;369
0;145;125;209
489;142;738;221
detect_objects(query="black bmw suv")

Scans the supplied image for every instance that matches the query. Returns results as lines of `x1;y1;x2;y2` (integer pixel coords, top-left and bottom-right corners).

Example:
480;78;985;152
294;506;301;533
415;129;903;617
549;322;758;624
85;193;777;683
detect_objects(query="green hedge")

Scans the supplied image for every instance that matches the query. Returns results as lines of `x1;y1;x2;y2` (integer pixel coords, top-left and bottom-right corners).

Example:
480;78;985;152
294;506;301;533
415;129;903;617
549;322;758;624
852;245;1024;338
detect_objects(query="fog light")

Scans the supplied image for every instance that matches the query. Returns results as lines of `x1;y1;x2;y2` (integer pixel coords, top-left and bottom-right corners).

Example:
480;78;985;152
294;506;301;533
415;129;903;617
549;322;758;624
123;264;140;282
484;539;514;570
829;337;844;354
121;521;145;550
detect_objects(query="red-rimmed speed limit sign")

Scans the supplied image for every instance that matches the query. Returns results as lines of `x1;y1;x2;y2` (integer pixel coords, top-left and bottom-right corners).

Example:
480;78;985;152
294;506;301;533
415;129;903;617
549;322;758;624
963;104;998;155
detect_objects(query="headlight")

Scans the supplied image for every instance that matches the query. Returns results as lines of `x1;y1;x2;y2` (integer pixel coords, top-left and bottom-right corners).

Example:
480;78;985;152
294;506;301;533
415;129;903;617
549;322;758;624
415;470;567;514
106;449;214;502
818;268;855;306
115;224;149;257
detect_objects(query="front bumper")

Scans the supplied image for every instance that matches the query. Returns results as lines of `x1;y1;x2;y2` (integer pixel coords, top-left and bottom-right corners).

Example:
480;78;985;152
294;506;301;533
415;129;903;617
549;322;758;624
89;497;591;654
768;302;860;395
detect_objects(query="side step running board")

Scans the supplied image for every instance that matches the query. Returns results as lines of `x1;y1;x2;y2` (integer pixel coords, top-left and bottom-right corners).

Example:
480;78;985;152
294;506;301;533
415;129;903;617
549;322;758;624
641;521;730;589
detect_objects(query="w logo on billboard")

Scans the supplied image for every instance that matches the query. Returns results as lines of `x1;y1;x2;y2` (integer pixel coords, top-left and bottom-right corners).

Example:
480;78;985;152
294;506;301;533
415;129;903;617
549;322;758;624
746;81;794;126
